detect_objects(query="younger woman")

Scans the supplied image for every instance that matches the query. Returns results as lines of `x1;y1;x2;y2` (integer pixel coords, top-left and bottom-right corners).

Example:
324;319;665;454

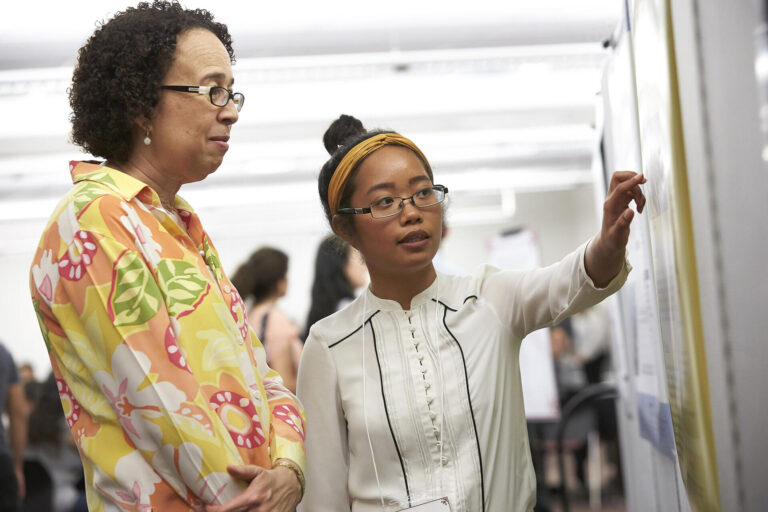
297;115;645;511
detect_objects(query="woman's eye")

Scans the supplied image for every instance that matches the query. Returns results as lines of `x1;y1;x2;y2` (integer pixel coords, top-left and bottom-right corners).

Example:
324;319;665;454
373;197;395;207
416;188;432;198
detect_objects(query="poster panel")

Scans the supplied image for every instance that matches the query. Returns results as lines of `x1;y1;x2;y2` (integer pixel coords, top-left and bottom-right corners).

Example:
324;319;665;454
631;0;720;509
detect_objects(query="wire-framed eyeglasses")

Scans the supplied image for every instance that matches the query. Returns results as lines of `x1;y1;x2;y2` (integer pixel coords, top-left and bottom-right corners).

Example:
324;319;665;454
161;85;245;112
338;185;448;219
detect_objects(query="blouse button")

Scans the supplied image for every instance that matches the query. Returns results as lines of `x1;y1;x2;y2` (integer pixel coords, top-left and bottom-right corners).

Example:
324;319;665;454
224;285;231;293
429;411;437;420
441;456;448;465
424;382;431;390
417;353;425;361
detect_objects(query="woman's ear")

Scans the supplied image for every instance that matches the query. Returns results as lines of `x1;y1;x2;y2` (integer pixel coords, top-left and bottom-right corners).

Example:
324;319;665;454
331;215;358;250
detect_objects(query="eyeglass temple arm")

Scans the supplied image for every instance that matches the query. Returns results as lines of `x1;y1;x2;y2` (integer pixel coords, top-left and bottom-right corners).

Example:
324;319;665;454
337;207;371;215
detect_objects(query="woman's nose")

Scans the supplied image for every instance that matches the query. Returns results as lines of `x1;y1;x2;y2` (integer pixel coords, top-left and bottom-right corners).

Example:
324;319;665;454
219;99;239;125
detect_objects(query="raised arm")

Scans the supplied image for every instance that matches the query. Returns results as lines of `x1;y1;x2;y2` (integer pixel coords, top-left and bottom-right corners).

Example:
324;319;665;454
479;172;643;338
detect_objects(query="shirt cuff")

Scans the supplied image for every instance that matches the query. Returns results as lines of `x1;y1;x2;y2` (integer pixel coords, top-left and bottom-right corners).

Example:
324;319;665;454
579;238;633;292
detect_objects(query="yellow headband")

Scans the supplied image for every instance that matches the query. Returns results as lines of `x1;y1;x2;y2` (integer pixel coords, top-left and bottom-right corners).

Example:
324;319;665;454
328;133;432;215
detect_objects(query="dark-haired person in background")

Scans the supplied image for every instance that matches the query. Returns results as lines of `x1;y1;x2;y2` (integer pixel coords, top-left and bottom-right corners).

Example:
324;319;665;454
0;342;28;512
231;248;303;393
24;372;87;512
28;2;304;510
297;115;645;511
302;235;368;341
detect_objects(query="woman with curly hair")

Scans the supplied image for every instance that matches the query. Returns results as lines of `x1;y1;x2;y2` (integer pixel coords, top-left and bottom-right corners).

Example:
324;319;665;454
28;2;304;510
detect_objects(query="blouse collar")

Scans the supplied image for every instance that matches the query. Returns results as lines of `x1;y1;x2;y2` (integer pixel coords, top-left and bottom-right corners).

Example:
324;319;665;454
364;273;441;312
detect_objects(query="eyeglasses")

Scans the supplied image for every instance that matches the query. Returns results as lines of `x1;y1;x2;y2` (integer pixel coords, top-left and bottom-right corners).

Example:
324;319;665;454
161;85;245;112
338;185;448;219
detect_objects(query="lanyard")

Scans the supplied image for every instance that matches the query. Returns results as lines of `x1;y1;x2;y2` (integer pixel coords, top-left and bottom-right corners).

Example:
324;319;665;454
361;277;445;510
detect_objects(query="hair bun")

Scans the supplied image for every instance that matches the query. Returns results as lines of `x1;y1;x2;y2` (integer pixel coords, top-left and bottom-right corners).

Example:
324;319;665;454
323;114;366;154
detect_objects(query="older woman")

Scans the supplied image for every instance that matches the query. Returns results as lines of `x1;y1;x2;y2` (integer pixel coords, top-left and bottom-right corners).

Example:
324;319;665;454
28;2;304;510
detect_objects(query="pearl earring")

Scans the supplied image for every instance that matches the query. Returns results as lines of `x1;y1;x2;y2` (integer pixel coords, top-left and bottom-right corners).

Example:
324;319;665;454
143;128;151;146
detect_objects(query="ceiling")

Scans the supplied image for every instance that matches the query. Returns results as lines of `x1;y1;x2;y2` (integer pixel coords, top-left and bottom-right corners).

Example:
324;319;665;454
0;0;622;251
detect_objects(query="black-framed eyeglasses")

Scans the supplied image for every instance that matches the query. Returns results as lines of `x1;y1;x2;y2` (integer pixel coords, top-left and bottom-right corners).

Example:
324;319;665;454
161;85;245;112
338;185;448;219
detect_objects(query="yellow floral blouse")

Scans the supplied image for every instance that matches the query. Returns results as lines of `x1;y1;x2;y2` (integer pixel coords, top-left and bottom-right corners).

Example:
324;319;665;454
29;162;306;511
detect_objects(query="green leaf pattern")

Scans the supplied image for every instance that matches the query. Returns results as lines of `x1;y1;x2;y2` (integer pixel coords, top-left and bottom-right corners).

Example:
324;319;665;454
111;252;162;326
73;182;107;215
202;237;222;281
157;260;209;317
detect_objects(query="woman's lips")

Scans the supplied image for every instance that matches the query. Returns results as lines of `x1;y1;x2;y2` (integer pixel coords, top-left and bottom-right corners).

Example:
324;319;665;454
209;136;229;151
398;230;430;248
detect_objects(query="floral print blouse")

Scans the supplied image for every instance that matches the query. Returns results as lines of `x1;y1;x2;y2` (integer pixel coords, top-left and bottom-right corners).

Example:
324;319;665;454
29;162;305;511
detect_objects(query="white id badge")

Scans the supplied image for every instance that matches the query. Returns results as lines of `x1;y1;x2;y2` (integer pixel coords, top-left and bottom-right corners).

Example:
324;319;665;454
396;497;452;511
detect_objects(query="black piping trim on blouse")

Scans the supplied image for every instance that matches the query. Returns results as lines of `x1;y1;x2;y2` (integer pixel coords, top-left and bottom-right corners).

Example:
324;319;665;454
436;299;487;511
371;318;412;506
328;310;380;349
430;296;476;310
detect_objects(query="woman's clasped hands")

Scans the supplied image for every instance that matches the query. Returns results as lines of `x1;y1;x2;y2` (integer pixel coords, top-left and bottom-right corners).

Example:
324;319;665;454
205;463;302;512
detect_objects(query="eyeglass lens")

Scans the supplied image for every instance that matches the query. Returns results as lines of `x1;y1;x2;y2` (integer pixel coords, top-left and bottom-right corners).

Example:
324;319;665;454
210;87;244;111
371;187;445;218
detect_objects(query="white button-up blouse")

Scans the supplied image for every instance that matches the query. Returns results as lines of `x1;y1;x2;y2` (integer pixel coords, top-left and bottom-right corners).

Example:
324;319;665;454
297;240;630;512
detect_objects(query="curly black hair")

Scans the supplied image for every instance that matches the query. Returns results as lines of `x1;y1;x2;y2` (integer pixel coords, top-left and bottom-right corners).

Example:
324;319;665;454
69;1;235;163
318;114;434;232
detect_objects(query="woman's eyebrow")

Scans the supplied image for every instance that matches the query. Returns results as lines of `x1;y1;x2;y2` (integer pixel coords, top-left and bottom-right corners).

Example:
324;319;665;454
200;72;234;87
409;175;431;185
366;175;431;195
366;182;395;195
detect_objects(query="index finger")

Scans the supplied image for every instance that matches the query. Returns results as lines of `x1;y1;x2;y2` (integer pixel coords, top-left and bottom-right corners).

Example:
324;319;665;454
611;172;645;197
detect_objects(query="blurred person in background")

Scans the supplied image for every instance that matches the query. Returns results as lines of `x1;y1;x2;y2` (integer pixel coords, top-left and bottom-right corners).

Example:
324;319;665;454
570;303;624;495
24;372;87;512
549;319;591;492
27;2;304;510
231;247;303;393
17;364;35;387
0;342;28;512
297;114;644;511
302;234;368;341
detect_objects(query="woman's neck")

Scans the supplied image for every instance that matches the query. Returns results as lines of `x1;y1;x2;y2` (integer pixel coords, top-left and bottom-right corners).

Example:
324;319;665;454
254;296;279;309
368;264;436;310
108;157;180;210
